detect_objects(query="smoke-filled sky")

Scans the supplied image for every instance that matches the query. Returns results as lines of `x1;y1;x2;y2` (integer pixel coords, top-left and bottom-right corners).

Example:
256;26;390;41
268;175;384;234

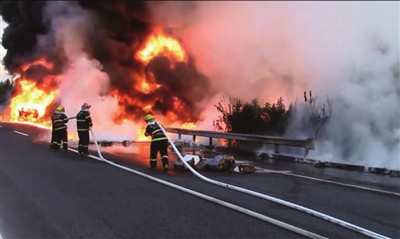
162;1;399;102
173;1;399;169
0;1;399;169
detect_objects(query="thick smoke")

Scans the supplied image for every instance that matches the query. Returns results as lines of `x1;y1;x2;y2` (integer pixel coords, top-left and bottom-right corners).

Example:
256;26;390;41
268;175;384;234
0;0;215;141
151;2;400;169
2;1;399;169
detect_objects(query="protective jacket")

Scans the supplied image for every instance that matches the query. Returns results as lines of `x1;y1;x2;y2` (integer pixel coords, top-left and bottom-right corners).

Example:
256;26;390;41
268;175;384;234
144;120;169;170
145;121;167;142
52;111;69;131
76;109;93;131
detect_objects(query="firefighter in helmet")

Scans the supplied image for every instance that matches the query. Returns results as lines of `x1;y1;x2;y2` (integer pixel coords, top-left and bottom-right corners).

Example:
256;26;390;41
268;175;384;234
144;114;169;172
51;105;69;152
76;103;93;156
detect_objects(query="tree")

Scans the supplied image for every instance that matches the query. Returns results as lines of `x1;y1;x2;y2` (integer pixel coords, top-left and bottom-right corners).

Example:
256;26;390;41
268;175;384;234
214;91;332;146
302;90;332;140
214;96;243;133
214;96;290;136
263;97;289;135
0;78;13;104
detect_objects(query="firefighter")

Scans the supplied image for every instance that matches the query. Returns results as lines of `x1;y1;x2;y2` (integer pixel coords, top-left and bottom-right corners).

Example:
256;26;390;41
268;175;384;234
51;105;69;152
76;103;93;156
144;114;169;172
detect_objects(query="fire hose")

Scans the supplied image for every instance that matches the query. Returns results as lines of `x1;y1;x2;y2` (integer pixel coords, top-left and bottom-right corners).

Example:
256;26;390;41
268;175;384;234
86;123;390;239
85;129;326;239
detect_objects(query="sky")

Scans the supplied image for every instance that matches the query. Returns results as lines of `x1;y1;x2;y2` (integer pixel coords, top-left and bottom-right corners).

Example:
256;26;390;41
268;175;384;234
0;19;11;82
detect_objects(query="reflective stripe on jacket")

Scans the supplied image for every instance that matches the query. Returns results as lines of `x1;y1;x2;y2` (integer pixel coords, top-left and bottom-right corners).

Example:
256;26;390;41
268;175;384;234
145;124;167;141
52;112;69;131
76;110;93;131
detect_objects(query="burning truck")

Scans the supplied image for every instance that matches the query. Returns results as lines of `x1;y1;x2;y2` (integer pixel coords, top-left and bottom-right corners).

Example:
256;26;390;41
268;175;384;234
18;107;39;122
0;1;216;139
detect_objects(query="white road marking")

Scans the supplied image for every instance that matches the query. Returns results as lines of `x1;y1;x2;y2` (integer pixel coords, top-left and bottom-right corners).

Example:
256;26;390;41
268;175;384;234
0;125;3;127
67;148;326;239
3;124;392;238
95;151;398;197
104;128;396;239
13;130;29;137
8;125;399;197
256;167;400;197
255;167;292;174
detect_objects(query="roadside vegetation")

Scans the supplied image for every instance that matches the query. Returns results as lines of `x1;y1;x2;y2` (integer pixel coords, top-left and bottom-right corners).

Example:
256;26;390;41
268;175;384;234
0;78;13;105
213;91;332;147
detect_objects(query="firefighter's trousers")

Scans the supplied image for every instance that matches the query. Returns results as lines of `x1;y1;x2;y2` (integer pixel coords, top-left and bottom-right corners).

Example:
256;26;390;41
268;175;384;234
50;131;54;149
149;139;169;169
78;130;90;154
52;128;68;150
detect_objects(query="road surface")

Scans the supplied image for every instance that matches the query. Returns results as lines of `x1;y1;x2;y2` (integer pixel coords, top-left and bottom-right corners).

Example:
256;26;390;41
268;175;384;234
1;122;399;239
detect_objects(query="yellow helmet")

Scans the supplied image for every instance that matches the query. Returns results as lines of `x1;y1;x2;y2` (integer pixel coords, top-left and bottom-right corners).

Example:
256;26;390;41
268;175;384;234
56;105;65;112
144;114;155;121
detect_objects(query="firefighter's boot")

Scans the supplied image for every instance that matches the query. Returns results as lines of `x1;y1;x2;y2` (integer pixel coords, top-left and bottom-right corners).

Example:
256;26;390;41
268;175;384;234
62;143;68;152
150;159;157;169
162;156;169;173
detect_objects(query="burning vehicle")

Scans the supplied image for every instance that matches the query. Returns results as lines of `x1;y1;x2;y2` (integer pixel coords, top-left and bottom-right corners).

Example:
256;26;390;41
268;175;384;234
0;1;216;140
18;107;39;122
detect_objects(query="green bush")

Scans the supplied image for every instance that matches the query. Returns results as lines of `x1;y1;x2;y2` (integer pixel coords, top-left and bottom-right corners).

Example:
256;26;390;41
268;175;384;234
213;91;332;146
214;96;290;136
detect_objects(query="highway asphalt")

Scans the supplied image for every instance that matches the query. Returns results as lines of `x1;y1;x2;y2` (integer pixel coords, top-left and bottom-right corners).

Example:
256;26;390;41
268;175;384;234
1;122;400;239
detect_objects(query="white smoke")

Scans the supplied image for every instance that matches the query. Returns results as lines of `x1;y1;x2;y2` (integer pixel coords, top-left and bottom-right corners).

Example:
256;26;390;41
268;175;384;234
0;19;11;83
39;1;142;141
148;1;400;169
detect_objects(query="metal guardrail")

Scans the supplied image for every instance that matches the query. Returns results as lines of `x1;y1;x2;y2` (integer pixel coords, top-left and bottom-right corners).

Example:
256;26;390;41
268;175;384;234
165;128;316;157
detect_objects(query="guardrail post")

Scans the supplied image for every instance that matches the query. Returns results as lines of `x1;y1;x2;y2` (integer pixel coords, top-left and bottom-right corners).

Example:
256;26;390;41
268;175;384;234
228;139;232;148
304;148;309;158
274;144;280;154
178;133;181;140
193;135;196;143
209;137;213;147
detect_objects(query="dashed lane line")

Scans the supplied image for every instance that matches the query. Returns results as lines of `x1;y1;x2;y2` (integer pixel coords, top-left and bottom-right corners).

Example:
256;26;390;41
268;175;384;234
13;130;29;137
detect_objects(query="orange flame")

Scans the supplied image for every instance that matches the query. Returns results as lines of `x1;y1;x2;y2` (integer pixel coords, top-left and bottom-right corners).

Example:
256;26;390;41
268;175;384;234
21;58;54;72
136;128;150;142
182;122;196;129
111;28;196;141
136;28;188;65
7;28;197;141
8;77;58;127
